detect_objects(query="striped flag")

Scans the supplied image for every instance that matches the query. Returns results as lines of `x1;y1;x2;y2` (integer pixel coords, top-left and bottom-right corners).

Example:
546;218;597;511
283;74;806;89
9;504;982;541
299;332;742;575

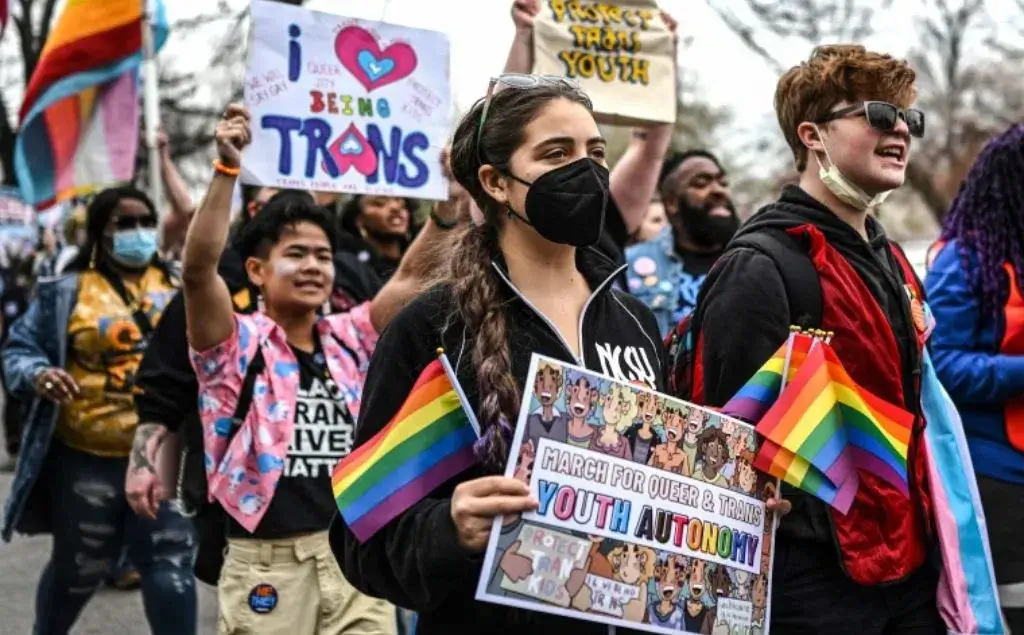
332;351;480;542
14;0;169;208
752;341;915;513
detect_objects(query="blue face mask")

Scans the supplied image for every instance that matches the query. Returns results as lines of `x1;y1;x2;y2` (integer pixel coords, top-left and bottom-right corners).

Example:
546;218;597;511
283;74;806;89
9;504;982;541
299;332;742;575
111;228;158;268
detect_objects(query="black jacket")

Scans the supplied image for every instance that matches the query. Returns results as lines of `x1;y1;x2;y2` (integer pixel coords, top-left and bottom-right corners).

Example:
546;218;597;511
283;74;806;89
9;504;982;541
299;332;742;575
329;246;665;633
697;185;922;546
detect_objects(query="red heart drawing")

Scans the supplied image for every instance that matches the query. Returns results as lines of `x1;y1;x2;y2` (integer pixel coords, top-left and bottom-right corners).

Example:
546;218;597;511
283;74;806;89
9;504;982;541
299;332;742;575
335;25;418;92
324;124;378;177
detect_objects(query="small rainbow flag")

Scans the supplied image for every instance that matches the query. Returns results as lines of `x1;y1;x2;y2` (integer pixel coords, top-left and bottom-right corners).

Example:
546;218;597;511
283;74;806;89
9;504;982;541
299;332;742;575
721;330;815;423
333;352;480;543
14;0;169;207
753;341;915;513
755;437;859;514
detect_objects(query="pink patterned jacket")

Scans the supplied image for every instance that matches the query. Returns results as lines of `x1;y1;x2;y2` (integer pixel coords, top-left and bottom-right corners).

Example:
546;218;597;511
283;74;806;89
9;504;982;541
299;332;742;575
190;303;378;533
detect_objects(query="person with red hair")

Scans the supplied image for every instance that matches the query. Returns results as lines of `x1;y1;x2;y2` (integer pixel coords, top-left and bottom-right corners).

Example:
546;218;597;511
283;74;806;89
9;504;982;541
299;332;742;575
675;45;941;632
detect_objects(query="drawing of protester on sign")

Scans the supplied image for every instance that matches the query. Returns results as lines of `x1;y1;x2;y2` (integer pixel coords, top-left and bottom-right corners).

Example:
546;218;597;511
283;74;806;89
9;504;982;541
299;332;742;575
476;354;778;634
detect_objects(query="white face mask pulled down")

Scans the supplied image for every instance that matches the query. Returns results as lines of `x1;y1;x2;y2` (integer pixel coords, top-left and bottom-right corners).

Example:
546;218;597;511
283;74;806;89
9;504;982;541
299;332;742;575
812;124;893;212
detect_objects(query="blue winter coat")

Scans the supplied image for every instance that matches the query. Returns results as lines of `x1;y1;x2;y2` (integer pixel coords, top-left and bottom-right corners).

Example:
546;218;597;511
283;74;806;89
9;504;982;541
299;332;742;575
925;239;1024;484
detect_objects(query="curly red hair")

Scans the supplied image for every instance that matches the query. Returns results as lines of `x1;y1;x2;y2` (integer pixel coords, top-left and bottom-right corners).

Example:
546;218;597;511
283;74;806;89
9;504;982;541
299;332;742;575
775;44;917;171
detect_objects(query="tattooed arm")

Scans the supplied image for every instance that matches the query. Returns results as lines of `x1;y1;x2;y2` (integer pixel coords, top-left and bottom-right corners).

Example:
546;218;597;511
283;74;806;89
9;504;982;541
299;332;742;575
125;423;169;520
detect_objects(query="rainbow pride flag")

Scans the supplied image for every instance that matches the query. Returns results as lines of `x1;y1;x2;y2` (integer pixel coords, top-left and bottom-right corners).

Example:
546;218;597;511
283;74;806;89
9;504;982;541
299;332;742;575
721;330;815;423
14;0;168;207
333;353;481;543
755;436;859;514
753;341;915;513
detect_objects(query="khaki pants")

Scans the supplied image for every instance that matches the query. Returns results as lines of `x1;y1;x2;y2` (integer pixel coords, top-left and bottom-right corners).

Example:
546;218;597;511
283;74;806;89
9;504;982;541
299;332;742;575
218;531;397;635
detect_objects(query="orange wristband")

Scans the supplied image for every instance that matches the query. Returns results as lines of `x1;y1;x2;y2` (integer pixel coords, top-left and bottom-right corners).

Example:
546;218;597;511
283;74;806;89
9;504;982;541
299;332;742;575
213;160;240;177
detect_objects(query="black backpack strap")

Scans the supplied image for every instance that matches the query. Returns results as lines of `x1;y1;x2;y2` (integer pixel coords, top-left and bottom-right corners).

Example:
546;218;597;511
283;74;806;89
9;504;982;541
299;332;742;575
732;228;823;330
229;346;266;432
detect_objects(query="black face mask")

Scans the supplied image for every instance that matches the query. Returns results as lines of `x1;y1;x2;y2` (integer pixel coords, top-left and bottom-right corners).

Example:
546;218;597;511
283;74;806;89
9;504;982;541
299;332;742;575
506;158;609;247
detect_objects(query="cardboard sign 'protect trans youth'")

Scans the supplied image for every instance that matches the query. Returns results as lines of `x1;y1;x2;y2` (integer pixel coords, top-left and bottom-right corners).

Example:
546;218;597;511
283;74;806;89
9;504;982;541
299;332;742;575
532;0;676;125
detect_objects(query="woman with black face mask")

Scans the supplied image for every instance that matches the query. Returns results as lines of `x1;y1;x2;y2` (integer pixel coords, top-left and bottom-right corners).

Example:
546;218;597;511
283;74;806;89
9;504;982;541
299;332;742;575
330;76;665;633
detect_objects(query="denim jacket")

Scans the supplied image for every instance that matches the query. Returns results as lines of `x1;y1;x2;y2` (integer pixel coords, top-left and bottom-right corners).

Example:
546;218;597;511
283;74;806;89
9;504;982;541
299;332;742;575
1;274;78;541
625;225;685;338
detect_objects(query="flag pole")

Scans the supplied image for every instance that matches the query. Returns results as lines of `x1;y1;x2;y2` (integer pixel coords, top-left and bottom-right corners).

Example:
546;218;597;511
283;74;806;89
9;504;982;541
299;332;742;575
141;2;163;214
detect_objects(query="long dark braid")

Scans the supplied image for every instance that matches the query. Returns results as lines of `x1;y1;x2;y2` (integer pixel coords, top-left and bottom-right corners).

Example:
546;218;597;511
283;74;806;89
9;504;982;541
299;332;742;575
940;124;1024;319
447;80;593;470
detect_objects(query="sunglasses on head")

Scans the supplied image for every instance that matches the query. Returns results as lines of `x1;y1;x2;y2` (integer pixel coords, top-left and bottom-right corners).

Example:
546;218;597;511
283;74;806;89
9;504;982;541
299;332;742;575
817;101;925;138
474;73;581;163
113;215;158;231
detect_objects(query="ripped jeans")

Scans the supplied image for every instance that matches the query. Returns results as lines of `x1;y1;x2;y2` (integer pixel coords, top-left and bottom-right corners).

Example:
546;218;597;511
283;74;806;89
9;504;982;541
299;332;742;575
34;440;197;635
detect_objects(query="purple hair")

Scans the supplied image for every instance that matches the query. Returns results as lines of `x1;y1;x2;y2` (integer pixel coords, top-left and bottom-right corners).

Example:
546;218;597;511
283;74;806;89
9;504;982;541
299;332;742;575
940;124;1024;319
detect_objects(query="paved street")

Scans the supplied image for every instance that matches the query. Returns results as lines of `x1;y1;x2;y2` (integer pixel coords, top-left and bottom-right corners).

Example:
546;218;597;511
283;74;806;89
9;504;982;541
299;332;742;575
0;471;219;634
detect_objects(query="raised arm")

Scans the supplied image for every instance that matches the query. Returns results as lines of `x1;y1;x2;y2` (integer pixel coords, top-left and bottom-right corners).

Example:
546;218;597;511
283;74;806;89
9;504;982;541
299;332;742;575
157;129;198;253
609;11;679;235
181;105;250;352
503;0;539;74
610;125;673;235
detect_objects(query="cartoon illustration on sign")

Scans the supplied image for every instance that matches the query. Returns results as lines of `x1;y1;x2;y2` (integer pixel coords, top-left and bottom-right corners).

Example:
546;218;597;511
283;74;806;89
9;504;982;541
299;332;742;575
477;354;777;635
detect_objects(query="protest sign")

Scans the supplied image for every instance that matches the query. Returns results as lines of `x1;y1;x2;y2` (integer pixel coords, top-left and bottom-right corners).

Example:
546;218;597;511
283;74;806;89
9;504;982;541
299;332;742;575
532;0;676;126
477;354;776;635
242;1;451;199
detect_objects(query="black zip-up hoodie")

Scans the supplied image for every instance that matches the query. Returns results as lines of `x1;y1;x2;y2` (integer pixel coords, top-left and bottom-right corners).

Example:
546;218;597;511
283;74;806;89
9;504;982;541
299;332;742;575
698;185;924;548
329;246;665;634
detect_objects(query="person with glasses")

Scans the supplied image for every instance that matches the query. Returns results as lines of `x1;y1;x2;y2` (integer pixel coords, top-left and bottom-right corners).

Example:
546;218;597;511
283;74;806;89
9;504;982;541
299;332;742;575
182;104;463;634
1;185;195;635
331;76;667;633
674;45;944;632
925;124;1024;633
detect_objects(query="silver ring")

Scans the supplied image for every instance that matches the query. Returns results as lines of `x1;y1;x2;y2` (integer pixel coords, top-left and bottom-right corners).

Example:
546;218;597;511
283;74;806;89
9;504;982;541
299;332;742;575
44;381;54;390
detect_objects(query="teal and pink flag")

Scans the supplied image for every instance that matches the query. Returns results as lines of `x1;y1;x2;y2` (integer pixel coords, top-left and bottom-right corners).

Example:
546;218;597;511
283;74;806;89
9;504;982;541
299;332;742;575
14;0;168;208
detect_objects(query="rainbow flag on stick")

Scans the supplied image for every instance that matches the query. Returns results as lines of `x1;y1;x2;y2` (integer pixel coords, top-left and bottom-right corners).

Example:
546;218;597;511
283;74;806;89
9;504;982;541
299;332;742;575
755;437;859;514
14;0;168;207
333;351;481;543
721;329;816;423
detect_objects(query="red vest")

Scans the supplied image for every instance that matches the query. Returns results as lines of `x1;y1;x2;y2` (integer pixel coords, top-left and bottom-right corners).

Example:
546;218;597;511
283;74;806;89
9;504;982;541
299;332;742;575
696;224;932;586
1000;264;1024;452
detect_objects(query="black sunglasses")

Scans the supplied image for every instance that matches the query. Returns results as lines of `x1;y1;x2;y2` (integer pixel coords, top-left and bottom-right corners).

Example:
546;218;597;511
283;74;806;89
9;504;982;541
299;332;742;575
817;101;925;138
113;215;158;231
474;73;581;163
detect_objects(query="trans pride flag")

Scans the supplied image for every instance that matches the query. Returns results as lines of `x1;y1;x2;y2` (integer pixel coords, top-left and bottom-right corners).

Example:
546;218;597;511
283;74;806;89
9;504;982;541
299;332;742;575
14;0;169;207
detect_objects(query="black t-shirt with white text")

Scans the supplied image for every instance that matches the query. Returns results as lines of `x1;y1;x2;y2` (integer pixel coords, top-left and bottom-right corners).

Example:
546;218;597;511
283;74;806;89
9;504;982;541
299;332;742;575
226;344;356;539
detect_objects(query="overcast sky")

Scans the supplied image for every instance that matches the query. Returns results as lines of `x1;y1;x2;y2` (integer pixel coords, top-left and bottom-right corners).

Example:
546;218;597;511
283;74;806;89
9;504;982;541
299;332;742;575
162;0;1020;157
4;0;1019;161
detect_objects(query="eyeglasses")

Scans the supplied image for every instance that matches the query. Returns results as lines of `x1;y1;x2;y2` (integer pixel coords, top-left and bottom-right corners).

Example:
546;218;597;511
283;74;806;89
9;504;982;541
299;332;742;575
817;101;925;138
475;74;581;163
113;216;158;231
